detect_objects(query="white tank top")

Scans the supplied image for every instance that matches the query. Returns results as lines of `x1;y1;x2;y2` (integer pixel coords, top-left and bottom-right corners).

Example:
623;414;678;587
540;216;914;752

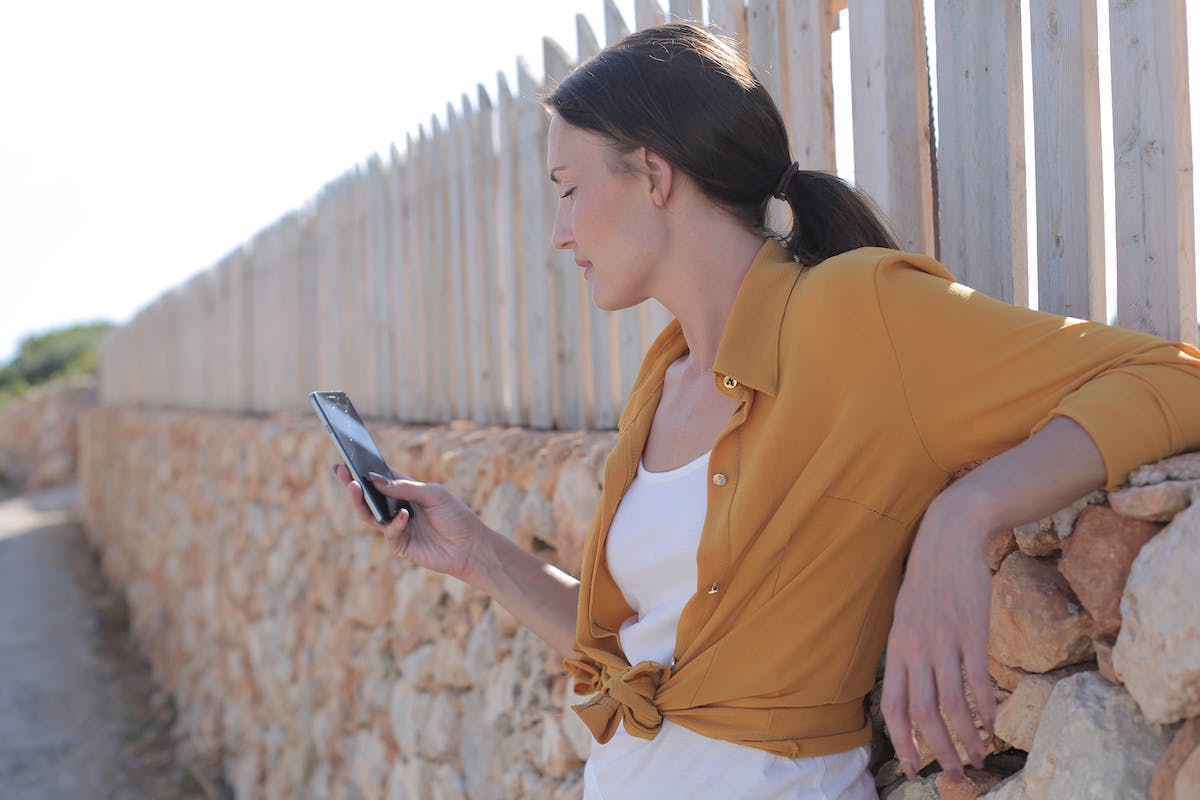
584;451;877;799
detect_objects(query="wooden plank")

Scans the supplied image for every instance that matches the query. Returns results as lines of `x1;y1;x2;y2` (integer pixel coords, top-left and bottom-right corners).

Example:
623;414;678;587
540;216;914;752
934;0;1028;304
458;93;485;423
1029;0;1105;321
388;143;411;422
669;0;702;22
496;72;525;426
447;102;471;421
296;209;318;412
576;13;601;59
365;154;392;417
636;0;666;30
430;118;451;422
472;85;501;424
709;0;749;55
604;0;631;44
849;0;936;255
545;36;587;429
573;11;624;428
747;1;784;112
411;129;433;422
1109;0;1196;344
517;57;554;428
779;0;836;170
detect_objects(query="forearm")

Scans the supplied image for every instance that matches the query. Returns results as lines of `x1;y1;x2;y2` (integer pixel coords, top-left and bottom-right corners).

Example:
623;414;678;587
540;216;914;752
926;416;1107;555
464;531;581;659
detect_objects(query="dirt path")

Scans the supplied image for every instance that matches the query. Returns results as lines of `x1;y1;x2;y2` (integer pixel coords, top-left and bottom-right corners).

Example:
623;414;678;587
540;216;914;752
0;486;226;799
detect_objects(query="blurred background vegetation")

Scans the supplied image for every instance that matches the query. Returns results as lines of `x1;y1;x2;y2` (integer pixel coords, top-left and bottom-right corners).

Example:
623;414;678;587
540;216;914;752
0;322;113;405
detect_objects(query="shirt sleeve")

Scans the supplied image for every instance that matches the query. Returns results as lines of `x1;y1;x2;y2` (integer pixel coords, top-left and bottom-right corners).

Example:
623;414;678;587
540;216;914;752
872;253;1200;489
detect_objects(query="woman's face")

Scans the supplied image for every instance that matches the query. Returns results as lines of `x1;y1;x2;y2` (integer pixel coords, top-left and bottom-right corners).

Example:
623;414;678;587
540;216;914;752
547;115;668;311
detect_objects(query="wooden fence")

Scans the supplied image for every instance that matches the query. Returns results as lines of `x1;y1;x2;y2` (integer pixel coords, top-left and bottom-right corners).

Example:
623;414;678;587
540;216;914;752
99;0;1197;429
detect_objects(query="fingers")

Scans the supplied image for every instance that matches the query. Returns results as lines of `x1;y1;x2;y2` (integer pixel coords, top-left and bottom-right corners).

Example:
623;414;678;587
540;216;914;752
881;657;919;781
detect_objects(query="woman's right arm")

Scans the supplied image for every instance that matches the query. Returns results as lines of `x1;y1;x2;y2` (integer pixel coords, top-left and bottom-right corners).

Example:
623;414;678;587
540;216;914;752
334;465;581;658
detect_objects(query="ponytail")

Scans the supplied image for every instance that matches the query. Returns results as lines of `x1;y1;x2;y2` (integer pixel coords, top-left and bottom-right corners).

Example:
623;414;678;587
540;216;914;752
770;165;900;266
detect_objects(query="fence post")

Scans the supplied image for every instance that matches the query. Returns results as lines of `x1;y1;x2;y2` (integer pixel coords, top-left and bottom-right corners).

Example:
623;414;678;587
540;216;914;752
849;0;936;256
934;0;1028;304
1109;0;1196;344
1029;0;1105;322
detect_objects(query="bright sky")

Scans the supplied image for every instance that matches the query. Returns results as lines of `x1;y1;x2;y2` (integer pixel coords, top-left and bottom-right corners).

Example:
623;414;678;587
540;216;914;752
0;0;651;362
2;1;1199;363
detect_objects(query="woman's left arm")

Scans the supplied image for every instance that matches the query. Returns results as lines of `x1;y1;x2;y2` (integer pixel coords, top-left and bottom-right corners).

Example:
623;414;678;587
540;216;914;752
881;415;1107;783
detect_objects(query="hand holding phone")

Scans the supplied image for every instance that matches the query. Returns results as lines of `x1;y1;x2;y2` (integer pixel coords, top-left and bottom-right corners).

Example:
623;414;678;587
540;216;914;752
309;391;414;524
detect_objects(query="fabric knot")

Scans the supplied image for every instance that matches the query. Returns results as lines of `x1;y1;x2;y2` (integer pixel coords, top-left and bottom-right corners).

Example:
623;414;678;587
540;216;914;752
571;660;673;744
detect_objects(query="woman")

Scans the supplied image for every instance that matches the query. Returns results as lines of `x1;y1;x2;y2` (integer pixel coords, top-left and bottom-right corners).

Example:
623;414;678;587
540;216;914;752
335;23;1200;799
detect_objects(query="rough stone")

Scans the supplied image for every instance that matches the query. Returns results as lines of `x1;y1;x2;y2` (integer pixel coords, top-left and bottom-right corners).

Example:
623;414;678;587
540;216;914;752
1176;745;1200;799
979;772;1027;799
1150;717;1200;800
987;529;1018;571
1129;452;1200;486
882;775;940;799
1113;501;1200;724
936;767;1008;799
1013;523;1062;556
994;673;1060;751
988;656;1029;692
1024;671;1177;799
989;552;1094;673
1058;505;1161;638
1094;637;1120;684
1109;480;1200;522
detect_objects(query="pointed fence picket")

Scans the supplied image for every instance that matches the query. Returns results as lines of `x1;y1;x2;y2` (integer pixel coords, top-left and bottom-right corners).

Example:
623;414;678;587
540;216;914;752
99;0;1199;430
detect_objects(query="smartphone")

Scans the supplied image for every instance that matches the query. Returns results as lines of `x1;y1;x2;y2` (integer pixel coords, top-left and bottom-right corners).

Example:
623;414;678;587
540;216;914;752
309;391;413;525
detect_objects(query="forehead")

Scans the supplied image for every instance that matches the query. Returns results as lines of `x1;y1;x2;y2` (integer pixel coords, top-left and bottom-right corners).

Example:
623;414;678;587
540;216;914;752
546;116;612;175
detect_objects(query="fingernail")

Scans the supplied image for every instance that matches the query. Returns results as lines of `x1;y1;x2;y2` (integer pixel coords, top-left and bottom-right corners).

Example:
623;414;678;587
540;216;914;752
368;471;386;483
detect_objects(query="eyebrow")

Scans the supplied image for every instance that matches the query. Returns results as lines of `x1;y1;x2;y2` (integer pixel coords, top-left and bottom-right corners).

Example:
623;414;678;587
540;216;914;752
549;166;566;184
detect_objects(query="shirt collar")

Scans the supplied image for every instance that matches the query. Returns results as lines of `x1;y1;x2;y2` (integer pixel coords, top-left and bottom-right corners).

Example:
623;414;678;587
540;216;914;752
712;238;800;397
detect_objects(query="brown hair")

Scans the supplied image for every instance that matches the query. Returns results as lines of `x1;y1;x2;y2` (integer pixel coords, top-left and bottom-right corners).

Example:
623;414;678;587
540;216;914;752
542;23;899;265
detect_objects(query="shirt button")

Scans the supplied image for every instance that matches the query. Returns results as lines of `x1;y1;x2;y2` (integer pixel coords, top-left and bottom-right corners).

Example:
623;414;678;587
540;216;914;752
712;473;728;486
708;583;720;594
723;376;738;389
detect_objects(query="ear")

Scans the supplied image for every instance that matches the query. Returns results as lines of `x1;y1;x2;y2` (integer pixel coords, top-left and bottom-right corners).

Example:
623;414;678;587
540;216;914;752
637;148;674;208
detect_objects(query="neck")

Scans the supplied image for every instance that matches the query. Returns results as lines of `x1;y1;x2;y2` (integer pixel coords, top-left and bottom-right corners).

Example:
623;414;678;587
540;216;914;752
651;222;765;380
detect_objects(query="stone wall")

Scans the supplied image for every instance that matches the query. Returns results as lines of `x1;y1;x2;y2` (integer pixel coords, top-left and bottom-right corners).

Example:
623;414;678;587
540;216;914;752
74;407;1200;799
0;376;96;491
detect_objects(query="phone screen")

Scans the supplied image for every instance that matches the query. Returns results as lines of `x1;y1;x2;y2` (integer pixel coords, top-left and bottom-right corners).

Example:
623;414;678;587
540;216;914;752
309;391;411;524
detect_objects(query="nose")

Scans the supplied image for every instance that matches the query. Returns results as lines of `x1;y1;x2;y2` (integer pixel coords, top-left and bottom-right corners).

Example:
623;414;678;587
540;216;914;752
551;201;573;250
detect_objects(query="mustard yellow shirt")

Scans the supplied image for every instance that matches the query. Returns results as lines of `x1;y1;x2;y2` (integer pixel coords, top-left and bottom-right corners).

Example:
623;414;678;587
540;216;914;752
566;239;1200;758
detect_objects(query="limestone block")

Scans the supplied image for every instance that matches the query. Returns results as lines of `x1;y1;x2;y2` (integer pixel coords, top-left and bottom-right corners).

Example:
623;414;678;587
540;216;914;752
417;691;460;760
995;673;1060;751
552;456;602;571
935;767;1008;799
388;682;428;759
539;708;586;779
1058;505;1161;638
1013;523;1062;556
1150;717;1200;800
1024;671;1176;799
980;772;1027;799
1176;745;1200;799
988;656;1029;692
987;528;1018;571
1093;637;1120;684
559;677;594;762
1129;452;1200;486
386;758;467;800
1113;501;1200;724
479;480;523;539
989;552;1094;673
881;776;940;799
1109;480;1200;522
516;490;557;555
348;734;388;800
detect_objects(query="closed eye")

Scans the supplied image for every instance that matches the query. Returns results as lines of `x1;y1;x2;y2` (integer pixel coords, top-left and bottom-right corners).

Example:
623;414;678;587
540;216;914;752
559;187;575;199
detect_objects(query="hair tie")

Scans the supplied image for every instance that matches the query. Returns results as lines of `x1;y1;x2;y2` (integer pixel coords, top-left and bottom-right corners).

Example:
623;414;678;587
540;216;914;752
772;161;800;200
